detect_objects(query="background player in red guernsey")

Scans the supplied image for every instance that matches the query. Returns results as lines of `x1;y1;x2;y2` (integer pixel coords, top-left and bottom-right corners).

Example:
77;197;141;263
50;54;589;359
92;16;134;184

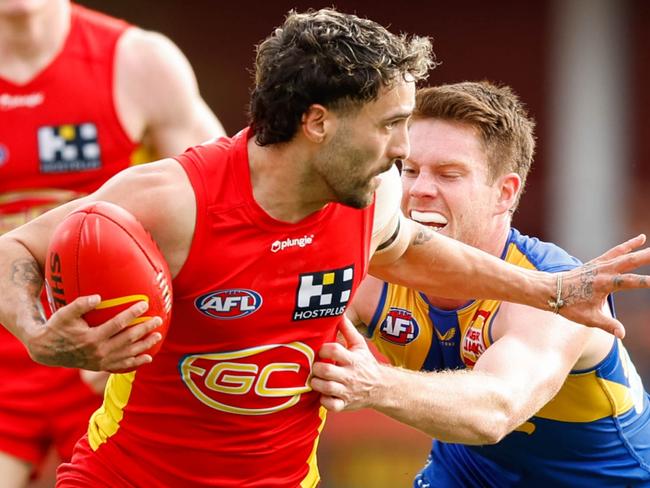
0;0;224;486
0;8;649;488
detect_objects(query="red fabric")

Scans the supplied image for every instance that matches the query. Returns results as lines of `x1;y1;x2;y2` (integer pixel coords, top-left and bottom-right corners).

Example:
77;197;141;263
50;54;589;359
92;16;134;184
0;4;134;467
58;128;376;487
0;4;136;232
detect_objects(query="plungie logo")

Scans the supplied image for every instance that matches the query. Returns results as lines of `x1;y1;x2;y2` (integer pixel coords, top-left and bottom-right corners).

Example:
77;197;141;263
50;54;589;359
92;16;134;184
195;289;263;320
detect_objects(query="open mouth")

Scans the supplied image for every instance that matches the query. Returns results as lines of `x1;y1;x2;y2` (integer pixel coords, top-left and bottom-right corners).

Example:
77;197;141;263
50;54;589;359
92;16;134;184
410;210;448;232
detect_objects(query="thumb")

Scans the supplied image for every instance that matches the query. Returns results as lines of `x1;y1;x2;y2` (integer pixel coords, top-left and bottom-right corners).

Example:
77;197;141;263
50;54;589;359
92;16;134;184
339;316;367;349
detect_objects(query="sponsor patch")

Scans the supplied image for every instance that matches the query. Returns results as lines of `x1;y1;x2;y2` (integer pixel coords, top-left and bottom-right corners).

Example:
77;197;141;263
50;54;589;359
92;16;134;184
0;92;44;110
195;289;263;320
38;122;101;173
461;309;491;367
271;234;314;253
293;265;354;321
379;307;420;345
435;326;456;343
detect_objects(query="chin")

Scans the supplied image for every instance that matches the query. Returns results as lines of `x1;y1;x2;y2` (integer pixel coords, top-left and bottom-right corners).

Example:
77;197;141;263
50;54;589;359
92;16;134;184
338;190;373;209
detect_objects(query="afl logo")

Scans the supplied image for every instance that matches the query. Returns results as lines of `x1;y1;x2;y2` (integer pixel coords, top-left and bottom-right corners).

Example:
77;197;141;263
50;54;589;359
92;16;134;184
379;307;419;345
195;289;263;320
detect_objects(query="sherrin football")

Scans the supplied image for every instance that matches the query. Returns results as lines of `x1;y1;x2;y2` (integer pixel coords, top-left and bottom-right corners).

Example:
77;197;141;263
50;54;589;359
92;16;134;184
45;201;172;366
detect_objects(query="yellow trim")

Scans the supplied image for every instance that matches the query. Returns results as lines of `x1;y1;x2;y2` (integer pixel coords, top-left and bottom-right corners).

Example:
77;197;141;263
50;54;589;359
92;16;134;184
300;406;327;488
514;421;536;435
95;295;149;310
130;144;155;166
535;372;634;422
88;372;136;450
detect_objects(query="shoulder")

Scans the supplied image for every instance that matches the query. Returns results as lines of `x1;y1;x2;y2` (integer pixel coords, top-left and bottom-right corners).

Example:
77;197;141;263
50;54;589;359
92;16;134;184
116;27;196;90
506;228;582;272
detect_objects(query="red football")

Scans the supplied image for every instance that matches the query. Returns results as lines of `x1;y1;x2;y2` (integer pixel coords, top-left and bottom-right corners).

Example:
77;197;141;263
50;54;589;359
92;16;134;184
45;201;172;367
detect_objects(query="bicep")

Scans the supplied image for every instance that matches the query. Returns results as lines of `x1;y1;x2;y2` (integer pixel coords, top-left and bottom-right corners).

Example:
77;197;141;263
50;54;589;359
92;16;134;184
473;305;591;396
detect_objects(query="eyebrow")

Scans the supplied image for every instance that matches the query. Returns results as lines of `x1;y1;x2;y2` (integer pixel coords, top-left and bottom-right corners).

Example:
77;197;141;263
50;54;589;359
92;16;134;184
402;158;469;170
383;110;413;123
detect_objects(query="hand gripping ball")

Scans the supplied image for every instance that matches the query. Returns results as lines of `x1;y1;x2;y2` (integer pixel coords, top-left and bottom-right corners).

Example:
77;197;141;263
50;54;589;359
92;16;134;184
45;201;172;367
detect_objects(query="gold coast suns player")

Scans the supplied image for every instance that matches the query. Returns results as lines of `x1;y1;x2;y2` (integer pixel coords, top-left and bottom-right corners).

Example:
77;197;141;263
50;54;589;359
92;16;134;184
0;1;223;485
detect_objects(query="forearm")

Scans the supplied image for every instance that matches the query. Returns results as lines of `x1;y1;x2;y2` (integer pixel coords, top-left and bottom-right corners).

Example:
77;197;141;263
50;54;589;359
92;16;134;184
371;223;554;310
369;365;522;445
0;235;46;345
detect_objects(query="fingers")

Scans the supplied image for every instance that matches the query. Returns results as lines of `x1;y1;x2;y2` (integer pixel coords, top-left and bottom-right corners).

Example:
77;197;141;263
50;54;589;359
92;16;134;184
590;234;647;263
310;374;347;411
60;294;101;320
318;342;353;364
95;301;152;339
319;395;346;412
601;316;626;339
106;353;154;373
609;273;649;291
98;318;163;372
610;248;650;273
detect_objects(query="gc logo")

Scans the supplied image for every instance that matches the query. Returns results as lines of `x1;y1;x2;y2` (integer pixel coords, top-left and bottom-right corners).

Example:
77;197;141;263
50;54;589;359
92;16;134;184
180;342;314;415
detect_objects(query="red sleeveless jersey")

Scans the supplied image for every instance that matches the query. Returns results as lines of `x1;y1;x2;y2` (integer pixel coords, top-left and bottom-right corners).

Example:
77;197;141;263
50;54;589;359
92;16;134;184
61;129;375;487
0;4;136;235
0;5;137;363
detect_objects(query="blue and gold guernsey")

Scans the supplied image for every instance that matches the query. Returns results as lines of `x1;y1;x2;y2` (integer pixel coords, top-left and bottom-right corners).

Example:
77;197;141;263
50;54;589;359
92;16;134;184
367;228;650;487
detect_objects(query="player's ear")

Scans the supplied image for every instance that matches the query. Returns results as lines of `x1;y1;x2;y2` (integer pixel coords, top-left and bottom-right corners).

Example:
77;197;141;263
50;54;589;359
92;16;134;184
301;104;333;144
494;172;521;214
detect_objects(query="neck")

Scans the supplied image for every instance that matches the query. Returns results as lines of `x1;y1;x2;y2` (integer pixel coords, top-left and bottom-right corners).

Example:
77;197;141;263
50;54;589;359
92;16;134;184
425;222;512;310
247;138;333;223
0;0;70;83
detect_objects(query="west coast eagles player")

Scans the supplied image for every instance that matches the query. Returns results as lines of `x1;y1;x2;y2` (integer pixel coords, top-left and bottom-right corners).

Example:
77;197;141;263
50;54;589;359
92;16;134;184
311;82;650;487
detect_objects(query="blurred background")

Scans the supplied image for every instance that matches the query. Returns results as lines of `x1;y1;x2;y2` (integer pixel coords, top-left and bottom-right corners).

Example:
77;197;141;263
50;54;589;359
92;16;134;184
61;0;650;486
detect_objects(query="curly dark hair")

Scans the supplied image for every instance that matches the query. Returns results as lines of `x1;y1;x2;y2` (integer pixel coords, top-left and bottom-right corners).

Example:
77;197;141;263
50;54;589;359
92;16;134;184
250;8;434;146
414;81;536;211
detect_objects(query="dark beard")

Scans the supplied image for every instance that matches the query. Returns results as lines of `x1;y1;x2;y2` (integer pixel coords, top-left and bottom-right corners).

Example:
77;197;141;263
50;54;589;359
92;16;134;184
335;186;374;209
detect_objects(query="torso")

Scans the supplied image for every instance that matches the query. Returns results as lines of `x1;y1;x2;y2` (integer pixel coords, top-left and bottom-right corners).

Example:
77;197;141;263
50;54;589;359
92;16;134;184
368;228;650;486
0;4;138;235
0;4;139;362
72;129;376;487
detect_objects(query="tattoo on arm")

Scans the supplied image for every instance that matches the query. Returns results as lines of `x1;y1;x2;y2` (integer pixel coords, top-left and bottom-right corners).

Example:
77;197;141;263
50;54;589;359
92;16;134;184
11;258;46;325
413;227;435;246
11;258;43;295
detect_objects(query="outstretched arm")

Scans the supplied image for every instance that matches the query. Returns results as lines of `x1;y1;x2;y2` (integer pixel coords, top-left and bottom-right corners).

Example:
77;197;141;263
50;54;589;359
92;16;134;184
311;310;594;444
371;213;648;338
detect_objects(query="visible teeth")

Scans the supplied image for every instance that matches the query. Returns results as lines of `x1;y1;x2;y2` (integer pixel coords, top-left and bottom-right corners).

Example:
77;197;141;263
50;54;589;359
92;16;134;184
410;210;448;226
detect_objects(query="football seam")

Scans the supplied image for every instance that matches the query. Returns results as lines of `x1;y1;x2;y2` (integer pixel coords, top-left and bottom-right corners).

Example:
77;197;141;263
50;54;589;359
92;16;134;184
89;207;165;274
72;212;85;300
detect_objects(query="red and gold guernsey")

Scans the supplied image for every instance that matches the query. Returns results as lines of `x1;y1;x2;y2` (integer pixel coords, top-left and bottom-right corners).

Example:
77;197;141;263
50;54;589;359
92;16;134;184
0;4;137;236
60;128;375;487
0;6;137;362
